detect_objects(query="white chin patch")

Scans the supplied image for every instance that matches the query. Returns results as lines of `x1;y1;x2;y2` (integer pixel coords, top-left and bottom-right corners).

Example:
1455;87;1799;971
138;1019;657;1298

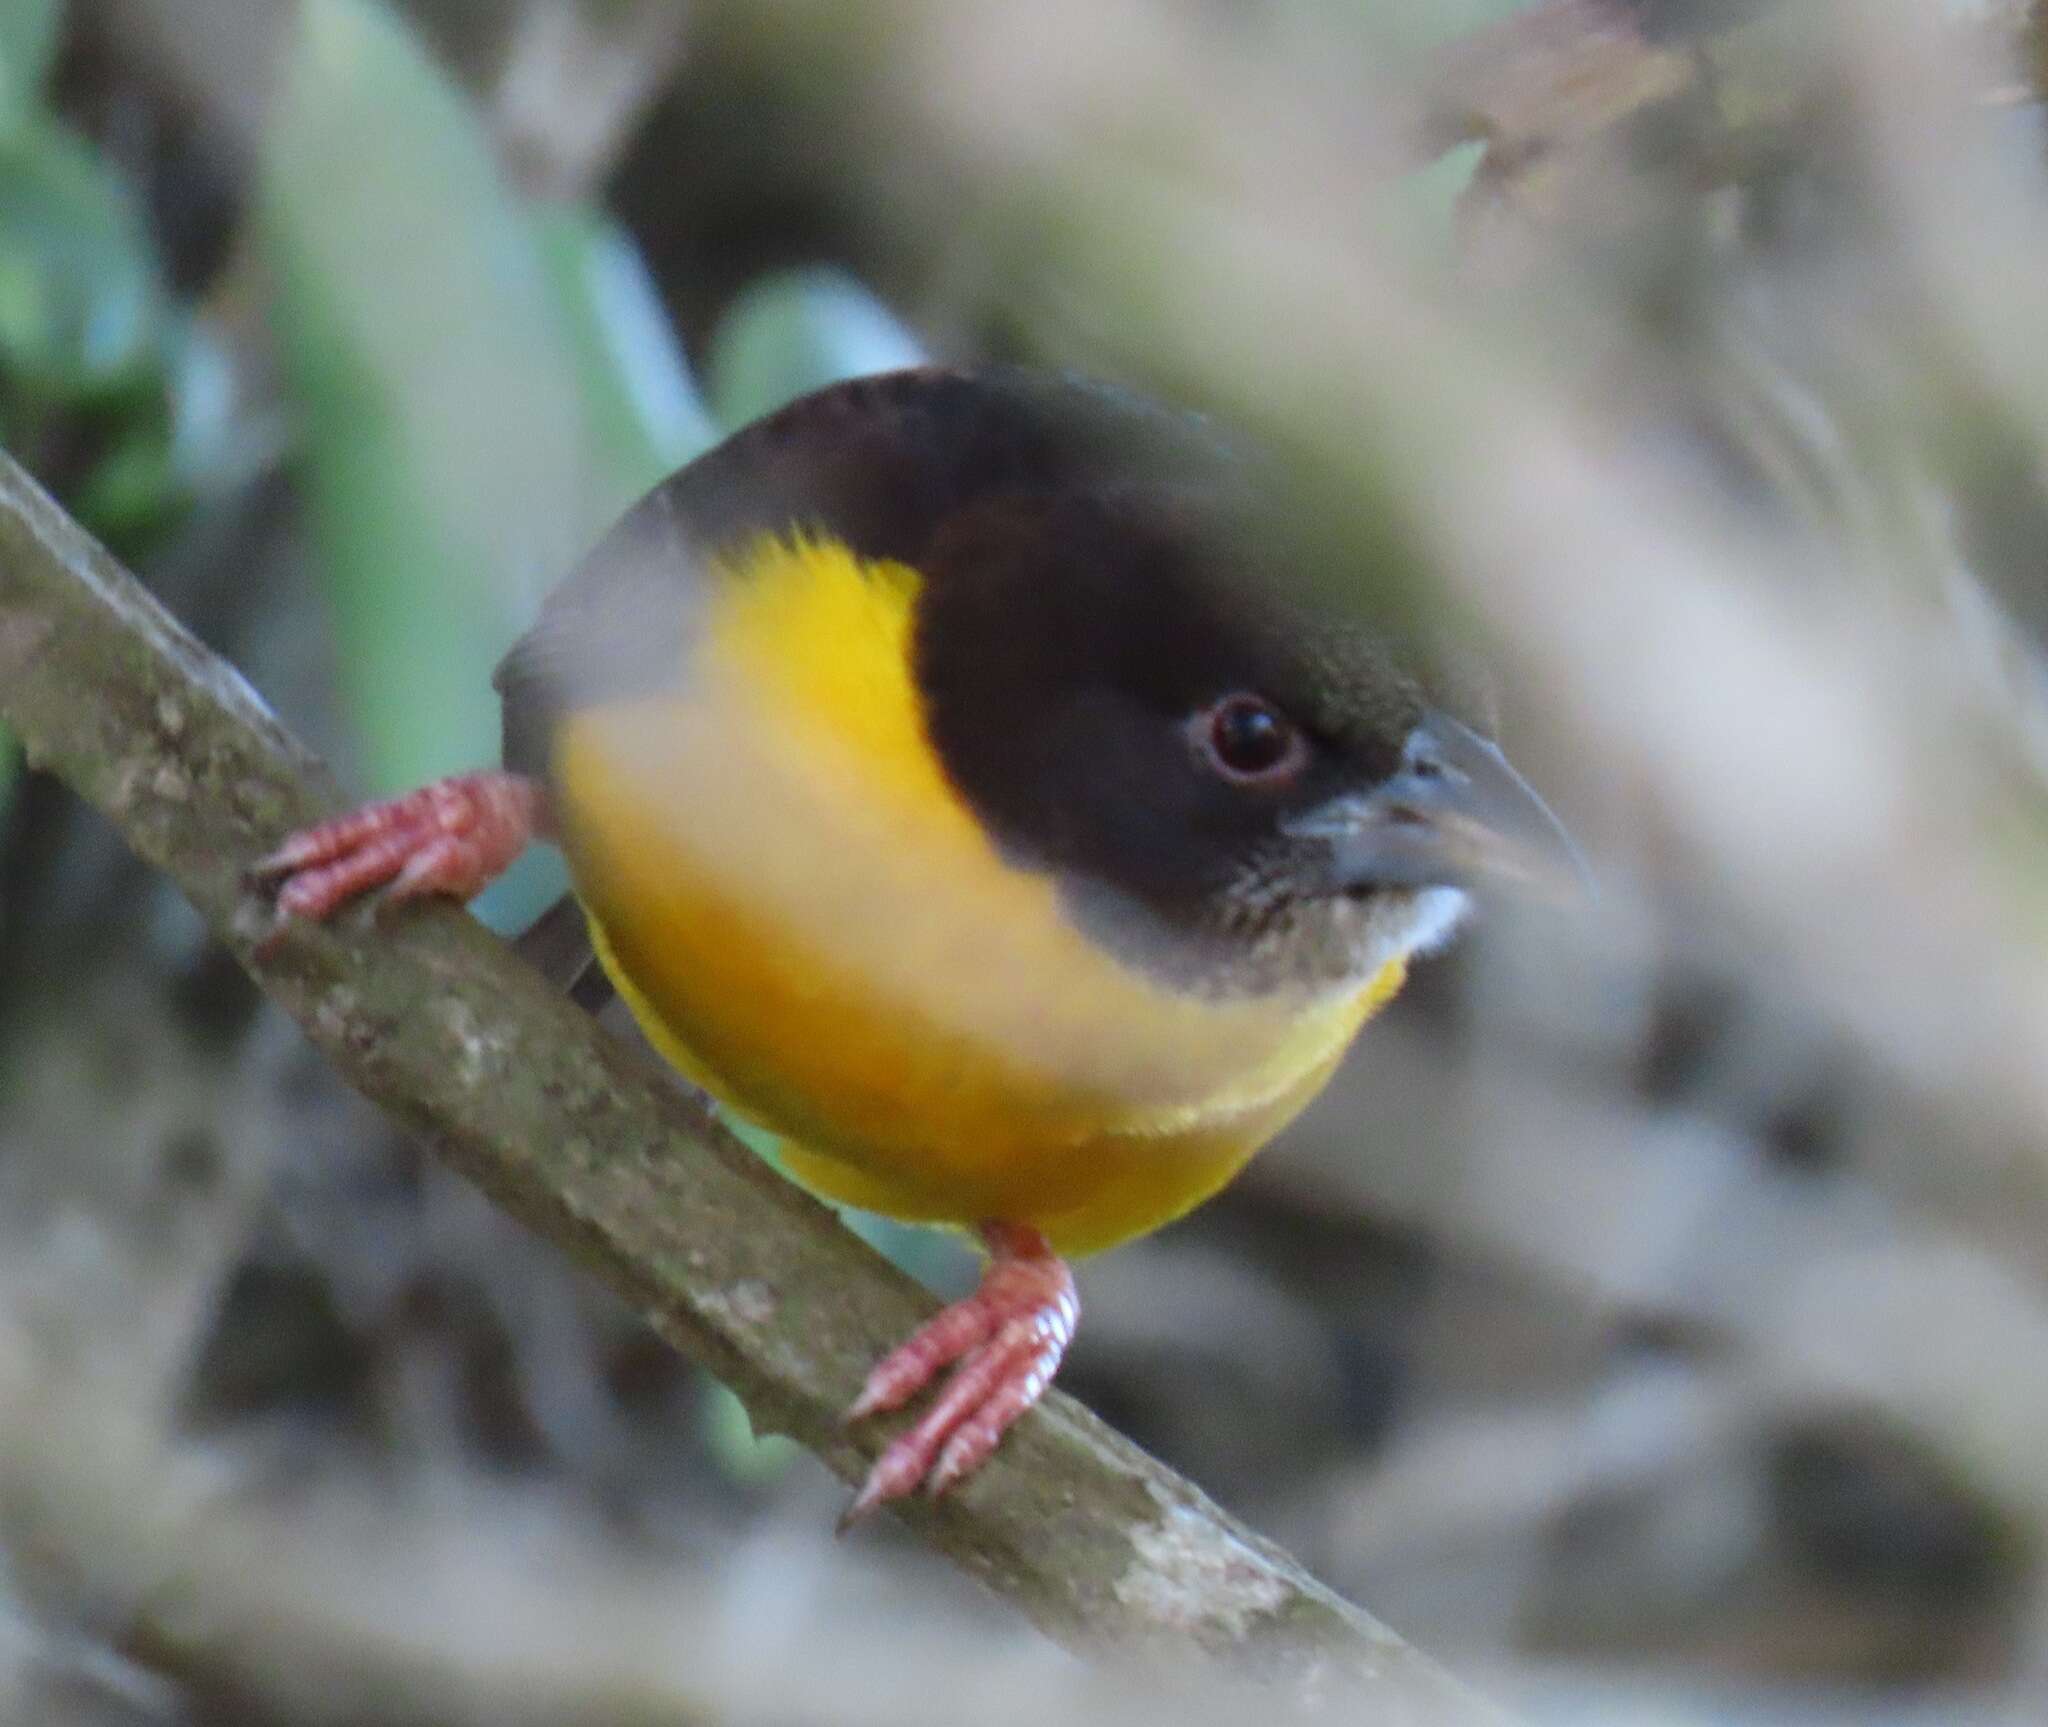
1343;883;1471;982
1400;885;1473;958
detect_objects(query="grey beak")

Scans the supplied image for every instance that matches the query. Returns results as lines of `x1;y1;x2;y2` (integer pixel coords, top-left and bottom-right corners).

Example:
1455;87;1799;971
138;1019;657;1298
1286;710;1588;899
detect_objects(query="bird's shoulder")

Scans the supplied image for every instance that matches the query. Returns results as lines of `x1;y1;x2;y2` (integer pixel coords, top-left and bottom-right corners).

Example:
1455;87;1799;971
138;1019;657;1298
493;364;1230;775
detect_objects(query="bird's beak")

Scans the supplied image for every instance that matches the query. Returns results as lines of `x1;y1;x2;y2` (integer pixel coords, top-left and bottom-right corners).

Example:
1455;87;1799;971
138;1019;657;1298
1286;709;1588;901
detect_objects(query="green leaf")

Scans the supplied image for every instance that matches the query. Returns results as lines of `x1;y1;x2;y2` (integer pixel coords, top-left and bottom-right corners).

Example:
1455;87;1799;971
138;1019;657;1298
705;266;924;430
696;1377;800;1486
0;117;163;403
258;0;658;798
71;416;178;548
0;0;61;120
533;203;715;488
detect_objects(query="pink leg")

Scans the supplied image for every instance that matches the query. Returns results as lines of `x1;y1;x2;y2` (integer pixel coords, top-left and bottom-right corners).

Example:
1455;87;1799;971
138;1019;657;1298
249;771;543;925
841;1221;1078;1527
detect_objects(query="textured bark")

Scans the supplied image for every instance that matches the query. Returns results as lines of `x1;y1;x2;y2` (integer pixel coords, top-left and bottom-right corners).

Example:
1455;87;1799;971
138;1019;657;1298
0;450;1506;1720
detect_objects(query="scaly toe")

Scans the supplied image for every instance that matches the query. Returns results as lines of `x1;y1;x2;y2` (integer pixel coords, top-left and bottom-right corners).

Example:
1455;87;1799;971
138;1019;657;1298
840;1225;1078;1525
252;772;541;926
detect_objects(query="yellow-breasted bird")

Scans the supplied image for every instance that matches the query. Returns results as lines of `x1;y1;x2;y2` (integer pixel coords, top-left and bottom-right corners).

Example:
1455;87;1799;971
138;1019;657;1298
254;365;1576;1520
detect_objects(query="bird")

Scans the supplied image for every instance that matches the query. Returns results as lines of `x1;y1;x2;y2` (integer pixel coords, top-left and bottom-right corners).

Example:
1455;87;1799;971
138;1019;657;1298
250;364;1577;1523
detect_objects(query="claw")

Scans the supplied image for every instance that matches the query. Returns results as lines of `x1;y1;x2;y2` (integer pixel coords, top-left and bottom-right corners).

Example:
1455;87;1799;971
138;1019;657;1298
250;771;541;926
840;1222;1077;1527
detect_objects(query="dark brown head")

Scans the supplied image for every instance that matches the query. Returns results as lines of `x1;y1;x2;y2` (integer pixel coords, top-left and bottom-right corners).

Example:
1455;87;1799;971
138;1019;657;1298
908;440;1578;991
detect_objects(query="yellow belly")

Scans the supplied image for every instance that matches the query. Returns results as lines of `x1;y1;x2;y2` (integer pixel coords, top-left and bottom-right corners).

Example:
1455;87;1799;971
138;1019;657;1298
545;535;1403;1255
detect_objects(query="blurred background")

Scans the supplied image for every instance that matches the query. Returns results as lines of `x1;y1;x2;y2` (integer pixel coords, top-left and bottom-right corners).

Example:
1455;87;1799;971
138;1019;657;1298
4;0;2048;1722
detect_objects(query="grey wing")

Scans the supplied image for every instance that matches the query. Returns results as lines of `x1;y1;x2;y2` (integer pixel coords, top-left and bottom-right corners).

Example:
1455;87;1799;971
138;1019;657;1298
493;478;710;779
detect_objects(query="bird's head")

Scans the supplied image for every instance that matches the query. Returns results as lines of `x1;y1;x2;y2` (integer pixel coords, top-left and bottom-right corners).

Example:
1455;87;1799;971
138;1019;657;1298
915;483;1581;994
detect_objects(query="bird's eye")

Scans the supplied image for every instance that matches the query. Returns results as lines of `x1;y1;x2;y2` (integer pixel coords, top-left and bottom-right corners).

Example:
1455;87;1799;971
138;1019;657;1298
1198;694;1305;783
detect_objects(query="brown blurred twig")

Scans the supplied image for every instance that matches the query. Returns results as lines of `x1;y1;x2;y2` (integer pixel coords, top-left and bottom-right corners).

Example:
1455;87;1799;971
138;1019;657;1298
487;0;693;198
1411;0;2046;166
0;453;1508;1718
1408;0;1696;162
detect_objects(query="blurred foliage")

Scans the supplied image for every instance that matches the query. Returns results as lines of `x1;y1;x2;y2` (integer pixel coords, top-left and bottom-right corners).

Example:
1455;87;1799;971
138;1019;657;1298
0;4;232;550
533;203;716;485
705;264;926;428
0;119;155;405
1397;140;1486;252
0;0;235;822
0;0;56;121
258;0;715;933
697;1376;802;1485
259;0;686;794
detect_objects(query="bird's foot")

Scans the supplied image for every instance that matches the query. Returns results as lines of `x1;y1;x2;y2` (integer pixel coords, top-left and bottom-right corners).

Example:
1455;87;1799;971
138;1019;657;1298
840;1222;1077;1527
248;770;542;931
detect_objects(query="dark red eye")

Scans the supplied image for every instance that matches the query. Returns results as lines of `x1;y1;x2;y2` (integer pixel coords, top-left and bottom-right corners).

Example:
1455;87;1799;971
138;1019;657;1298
1200;694;1304;782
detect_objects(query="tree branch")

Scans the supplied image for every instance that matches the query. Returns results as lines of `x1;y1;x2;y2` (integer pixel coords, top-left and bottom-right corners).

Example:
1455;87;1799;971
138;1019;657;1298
0;450;1505;1719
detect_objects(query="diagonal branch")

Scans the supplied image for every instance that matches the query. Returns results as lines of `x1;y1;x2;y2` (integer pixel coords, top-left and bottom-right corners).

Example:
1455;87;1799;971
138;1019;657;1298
0;450;1505;1720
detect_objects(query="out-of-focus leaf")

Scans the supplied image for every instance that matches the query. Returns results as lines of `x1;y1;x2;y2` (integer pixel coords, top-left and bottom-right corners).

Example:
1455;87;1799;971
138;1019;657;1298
260;0;720;938
0;118;162;403
1396;139;1486;253
534;203;715;487
0;723;16;820
696;1378;800;1486
66;322;236;553
704;266;925;430
0;105;232;559
163;316;237;486
0;0;60;120
258;0;644;799
71;417;177;547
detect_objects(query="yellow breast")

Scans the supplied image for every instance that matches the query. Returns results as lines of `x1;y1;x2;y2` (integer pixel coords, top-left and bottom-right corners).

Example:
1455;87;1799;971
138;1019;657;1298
549;534;1401;1254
